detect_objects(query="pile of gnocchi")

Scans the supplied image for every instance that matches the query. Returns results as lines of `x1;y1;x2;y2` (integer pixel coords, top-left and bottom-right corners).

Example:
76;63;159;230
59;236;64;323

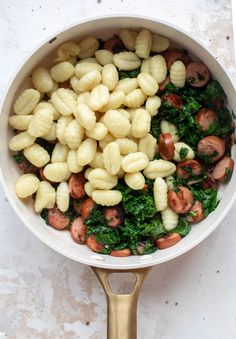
9;28;234;256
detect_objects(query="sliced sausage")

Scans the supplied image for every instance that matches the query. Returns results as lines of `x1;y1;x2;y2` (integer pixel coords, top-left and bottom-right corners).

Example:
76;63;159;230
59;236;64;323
163;49;189;69
110;249;132;257
186;62;210;87
155;233;182;249
72;199;83;214
48;206;70;230
168;186;193;214
104;35;126;53
197;136;225;162
17;156;38;174
195;108;218;131
81;198;96;220
202;173;218;190
176;160;202;179
187;201;205;223
86;234;103;253
159;133;175;160
159;76;170;92
69;173;86;199
104;206;124;228
212;156;234;181
70;217;87;244
162;93;183;109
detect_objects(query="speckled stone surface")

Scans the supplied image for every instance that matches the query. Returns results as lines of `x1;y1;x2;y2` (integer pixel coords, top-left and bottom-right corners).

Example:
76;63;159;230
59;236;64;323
0;1;235;338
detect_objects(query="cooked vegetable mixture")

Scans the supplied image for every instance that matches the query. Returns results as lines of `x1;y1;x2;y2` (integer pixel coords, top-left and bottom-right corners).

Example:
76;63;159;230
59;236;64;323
9;28;234;256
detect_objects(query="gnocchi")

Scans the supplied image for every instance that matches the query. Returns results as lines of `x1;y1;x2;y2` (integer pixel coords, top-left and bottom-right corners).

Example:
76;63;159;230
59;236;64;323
14;174;39;198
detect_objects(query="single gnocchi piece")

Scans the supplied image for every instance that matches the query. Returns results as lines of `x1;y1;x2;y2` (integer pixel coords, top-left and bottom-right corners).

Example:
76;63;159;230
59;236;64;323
123;89;147;108
14;89;40;115
78;37;99;59
50;62;74;83
56;182;70;212
140;57;151;74
43;162;71;182
89;151;104;169
86;122;108;140
34;181;56;213
122;152;149;173
23;143;50;167
55;41;80;62
67;150;83;173
77;91;90;105
170;61;186;88
113;51;141;70
14;174;40;199
138;133;157;160
88;168;118;190
102;64;119;91
84;181;96;197
75;62;102;79
173;142;195;162
95;49;114;65
153;177;168;211
131;108;151;138
64;119;84;150
115;138;138;155
103;142;121;175
119;29;136;51
9;115;33;131
56;115;73;145
151;34;170;53
88;84;110;111
145;95;161;116
9;131;36;151
34;101;60;121
51;88;77;116
135;29;152;58
78;69;102;92
103;110;131;138
160;120;179;143
84;167;94;179
70;76;81;94
150;55;167;84
74;103;96;131
28;108;53;137
137;73;159;96
92;190;122;206
143;159;176;179
99;91;125;112
51;143;70;163
113;78;139;94
32;67;54;93
124;172;145;190
161;206;179;231
77;138;97;166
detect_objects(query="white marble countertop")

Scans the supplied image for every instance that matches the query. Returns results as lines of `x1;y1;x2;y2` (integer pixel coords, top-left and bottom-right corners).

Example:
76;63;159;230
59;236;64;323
0;1;235;338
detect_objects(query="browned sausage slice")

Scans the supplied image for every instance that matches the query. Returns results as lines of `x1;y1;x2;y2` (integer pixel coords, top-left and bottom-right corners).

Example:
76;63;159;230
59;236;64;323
202;173;218;190
81;198;96;220
195;108;217;131
159;133;175;160
212;156;234;181
197;136;225;162
17;156;38;174
104;35;126;53
86;234;103;253
155;233;182;249
168;186;193;214
176;160;202;179
186;62;210;87
187;201;205;223
48;206;70;230
159;76;170;92
104;206;124;228
72;199;83;214
70;217;87;244
110;249;132;257
69;173;86;199
163;49;189;69
162;93;183;109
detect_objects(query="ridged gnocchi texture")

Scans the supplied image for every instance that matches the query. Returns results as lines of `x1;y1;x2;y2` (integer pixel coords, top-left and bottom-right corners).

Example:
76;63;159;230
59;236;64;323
103;110;131;138
95;49;114;65
143;159;176;179
77;138;97;166
56;182;70;212
153;177;168;212
23;143;50;167
14;89;40;115
145;96;161;116
92;190;122;206
113;52;141;70
32;67;54;93
131;108;151;138
78;37;99;59
28;108;53;137
161;207;179;231
115;138;138;155
88;168;117;190
137;73;159;96
14;174;39;198
113;78;138;94
103;142;121;175
34;181;56;213
51;143;70;163
86;122;108;140
88;84;110;111
138;133;157;160
170;61;186;88
9;115;33;131
102;64;119;91
56;115;73;145
77;70;102;92
119;29;136;51
74;104;96;131
51;88;77;116
64;119;84;149
123;89;146;108
150;55;167;84
43;162;71;182
9;131;36;151
122;152;149;173
135;29;152;59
